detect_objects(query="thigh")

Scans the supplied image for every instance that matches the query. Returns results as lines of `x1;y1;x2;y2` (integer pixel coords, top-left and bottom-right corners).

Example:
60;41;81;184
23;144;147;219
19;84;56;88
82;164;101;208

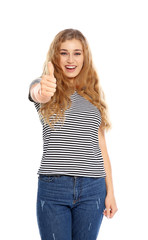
72;177;106;240
36;175;72;240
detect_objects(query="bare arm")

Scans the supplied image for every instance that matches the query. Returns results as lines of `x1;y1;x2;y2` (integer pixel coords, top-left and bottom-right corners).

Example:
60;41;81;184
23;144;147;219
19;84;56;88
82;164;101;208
29;62;57;104
98;127;118;218
98;127;114;194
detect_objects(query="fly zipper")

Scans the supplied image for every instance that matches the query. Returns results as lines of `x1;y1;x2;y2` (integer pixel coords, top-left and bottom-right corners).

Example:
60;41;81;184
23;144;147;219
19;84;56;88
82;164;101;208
73;176;77;204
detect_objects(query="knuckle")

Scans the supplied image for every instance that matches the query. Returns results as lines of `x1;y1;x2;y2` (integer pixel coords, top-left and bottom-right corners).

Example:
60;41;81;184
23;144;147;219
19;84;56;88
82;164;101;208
41;86;45;91
41;79;46;86
50;77;56;83
46;76;50;81
42;75;46;80
44;74;49;78
48;82;52;87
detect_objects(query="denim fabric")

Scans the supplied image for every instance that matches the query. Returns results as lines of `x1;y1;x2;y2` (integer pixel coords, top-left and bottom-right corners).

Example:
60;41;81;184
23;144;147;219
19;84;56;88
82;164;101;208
36;175;107;240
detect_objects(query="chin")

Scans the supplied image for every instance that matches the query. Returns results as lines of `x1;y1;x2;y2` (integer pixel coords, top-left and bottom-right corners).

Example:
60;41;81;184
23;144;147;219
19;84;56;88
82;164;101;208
66;73;78;78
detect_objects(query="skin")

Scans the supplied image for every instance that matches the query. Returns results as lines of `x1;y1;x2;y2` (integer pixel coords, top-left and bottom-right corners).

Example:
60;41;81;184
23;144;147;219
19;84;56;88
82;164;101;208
30;39;84;102
59;39;118;219
59;39;84;84
30;40;118;219
30;62;57;103
58;38;118;218
98;127;118;218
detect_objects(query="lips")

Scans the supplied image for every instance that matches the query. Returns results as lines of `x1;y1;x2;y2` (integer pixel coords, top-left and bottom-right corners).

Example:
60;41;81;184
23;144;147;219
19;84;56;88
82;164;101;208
65;65;77;69
65;65;77;73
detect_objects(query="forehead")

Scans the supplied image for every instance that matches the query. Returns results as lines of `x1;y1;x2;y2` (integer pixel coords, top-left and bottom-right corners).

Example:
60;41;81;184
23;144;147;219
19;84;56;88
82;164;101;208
60;39;83;50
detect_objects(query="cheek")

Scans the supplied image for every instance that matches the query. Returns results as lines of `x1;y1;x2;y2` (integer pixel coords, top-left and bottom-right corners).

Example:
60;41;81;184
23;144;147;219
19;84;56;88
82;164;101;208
79;59;84;69
80;55;84;65
59;58;64;69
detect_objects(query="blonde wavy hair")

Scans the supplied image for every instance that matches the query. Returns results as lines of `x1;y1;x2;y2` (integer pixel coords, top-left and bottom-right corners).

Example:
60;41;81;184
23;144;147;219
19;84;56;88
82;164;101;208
39;28;111;131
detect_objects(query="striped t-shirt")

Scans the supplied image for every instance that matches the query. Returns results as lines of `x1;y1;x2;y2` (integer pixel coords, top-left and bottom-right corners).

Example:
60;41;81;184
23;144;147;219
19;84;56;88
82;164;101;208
29;79;106;178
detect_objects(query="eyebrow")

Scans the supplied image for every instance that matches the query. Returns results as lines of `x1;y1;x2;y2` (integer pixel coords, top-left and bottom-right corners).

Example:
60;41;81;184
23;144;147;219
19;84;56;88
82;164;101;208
60;49;82;51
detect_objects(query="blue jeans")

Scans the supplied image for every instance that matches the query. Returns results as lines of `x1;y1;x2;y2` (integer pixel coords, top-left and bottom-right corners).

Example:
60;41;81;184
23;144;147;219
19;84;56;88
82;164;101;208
37;175;107;240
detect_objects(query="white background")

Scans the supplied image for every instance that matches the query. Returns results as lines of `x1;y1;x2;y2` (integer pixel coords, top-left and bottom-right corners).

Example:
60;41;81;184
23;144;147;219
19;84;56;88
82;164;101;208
0;0;148;239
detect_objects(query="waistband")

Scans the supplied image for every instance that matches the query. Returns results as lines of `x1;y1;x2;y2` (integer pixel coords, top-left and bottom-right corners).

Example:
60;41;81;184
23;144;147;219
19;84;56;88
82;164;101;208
39;174;72;177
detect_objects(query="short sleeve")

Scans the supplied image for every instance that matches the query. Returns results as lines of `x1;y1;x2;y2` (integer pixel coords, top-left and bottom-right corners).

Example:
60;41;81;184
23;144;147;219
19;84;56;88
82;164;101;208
28;78;41;102
97;109;102;128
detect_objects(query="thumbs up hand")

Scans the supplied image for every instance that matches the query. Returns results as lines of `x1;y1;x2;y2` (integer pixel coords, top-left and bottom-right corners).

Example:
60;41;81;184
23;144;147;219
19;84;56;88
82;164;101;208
40;61;57;98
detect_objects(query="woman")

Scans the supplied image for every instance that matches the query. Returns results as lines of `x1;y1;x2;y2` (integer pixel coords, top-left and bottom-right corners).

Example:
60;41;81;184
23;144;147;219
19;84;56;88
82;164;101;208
29;28;118;240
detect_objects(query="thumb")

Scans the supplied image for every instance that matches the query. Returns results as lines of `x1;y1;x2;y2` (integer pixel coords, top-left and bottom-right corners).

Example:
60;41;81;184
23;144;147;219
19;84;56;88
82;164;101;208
48;61;54;77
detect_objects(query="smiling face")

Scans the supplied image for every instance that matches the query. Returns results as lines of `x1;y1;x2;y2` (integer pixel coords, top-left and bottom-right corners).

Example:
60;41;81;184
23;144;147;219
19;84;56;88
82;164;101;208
59;39;84;82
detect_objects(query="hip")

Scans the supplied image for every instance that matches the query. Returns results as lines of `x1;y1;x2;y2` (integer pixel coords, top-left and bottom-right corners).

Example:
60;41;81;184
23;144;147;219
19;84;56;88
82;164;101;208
37;174;107;204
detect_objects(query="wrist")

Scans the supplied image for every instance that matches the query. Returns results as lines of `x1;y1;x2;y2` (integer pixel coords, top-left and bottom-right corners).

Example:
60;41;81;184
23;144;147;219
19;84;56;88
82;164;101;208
31;83;42;102
33;83;41;99
106;186;114;195
105;183;114;195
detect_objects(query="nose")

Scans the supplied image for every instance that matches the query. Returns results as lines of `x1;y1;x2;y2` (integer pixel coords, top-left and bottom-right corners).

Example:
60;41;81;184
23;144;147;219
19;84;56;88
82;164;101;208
67;53;74;63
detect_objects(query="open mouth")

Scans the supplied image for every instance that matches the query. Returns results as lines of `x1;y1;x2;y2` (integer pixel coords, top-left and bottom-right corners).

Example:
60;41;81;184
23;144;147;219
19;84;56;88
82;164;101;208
65;65;77;72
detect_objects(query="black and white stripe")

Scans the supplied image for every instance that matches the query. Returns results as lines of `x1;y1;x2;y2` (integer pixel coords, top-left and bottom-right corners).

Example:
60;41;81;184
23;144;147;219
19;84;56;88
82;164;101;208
29;80;106;178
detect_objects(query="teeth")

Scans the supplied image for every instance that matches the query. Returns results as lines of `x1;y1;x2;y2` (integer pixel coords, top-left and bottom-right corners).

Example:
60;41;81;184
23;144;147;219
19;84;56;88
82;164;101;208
66;66;76;69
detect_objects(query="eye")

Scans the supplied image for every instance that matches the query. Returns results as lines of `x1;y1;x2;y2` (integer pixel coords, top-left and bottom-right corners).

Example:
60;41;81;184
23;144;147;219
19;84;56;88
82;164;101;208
75;52;81;55
60;52;67;55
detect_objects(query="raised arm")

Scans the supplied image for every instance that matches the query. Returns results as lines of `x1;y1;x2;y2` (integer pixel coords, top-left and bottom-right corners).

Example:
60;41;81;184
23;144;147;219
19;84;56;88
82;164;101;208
30;62;57;103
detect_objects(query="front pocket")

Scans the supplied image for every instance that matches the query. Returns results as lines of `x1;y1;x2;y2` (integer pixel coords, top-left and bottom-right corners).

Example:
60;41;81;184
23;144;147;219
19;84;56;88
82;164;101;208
38;175;55;183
